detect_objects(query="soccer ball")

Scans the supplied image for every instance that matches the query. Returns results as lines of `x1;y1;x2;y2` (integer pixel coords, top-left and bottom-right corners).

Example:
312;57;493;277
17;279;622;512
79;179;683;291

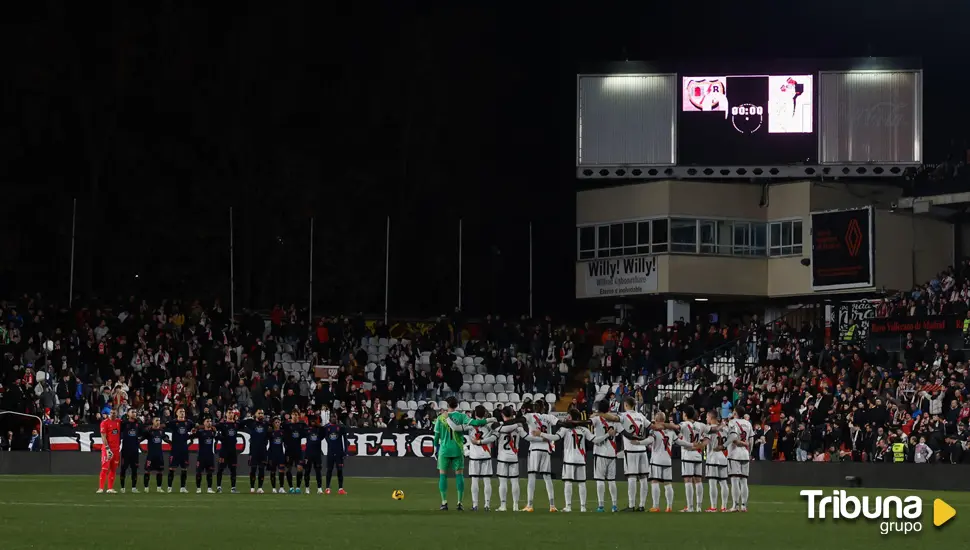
391;490;405;500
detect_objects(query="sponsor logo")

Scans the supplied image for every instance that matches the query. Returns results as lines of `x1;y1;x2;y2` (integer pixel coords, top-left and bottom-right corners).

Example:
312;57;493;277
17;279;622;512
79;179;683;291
801;490;956;535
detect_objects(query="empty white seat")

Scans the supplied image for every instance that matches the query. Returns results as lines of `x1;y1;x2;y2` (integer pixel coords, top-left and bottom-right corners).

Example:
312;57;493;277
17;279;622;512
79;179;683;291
366;372;375;382
455;347;465;357
378;338;389;347
389;338;399;347
465;365;477;374
417;400;428;408
482;384;493;393
495;374;507;384
367;345;378;355
438;401;448;409
395;400;407;410
476;366;488;375
545;393;556;404
459;383;471;392
509;393;520;403
521;393;533;402
485;392;497;402
473;374;485;384
464;357;474;366
493;383;505;393
497;392;509;402
407;400;418;410
483;402;495;412
282;353;293;362
378;345;389;356
368;354;378;364
406;409;416;419
361;336;371;347
598;385;609;394
474;357;484;365
474;392;487;402
461;392;473;401
462;373;473;383
470;383;483;393
420;355;431;365
460;401;471;411
484;374;495;384
471;402;481;410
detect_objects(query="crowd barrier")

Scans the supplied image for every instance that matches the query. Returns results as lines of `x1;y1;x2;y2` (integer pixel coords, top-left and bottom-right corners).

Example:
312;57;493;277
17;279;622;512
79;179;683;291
2;451;968;491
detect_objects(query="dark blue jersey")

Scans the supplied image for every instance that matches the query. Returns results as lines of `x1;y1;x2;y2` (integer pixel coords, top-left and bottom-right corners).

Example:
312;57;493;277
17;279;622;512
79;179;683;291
322;423;348;457
145;428;167;457
166;420;194;454
216;422;240;455
195;429;217;459
246;420;270;456
268;429;286;460
284;422;306;456
304;426;323;458
120;420;142;455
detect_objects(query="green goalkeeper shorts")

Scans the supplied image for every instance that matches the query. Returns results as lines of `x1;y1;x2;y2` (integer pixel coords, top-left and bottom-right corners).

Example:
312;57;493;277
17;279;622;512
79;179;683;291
437;455;464;472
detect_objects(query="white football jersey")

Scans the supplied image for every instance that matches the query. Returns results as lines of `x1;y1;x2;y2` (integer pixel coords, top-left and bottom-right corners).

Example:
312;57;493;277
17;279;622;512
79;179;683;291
706;424;729;465
618;411;648;452
592;417;619;458
465;423;495;460
524;413;559;453
647;429;676;466
496;426;527;463
552;426;593;465
679;421;708;462
727;418;753;461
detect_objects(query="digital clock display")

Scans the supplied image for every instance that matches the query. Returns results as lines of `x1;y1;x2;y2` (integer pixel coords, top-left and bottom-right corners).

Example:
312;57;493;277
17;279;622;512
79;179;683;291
678;74;815;165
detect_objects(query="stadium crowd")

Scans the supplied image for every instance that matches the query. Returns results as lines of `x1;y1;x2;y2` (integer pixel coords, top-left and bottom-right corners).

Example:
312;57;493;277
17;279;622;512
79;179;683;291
1;266;968;464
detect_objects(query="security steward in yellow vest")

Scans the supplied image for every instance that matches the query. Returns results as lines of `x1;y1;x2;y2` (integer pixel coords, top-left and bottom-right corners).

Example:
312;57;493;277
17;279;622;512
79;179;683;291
892;441;906;463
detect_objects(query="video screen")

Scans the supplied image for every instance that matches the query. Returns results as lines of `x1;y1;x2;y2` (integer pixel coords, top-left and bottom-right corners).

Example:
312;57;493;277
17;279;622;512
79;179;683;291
678;74;816;165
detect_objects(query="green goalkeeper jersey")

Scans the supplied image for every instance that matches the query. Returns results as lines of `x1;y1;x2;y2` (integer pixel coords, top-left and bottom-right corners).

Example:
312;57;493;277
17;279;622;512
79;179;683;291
433;411;488;458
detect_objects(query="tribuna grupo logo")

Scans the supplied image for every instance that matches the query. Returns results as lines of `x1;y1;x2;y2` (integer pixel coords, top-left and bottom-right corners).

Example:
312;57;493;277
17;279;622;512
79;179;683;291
801;490;923;535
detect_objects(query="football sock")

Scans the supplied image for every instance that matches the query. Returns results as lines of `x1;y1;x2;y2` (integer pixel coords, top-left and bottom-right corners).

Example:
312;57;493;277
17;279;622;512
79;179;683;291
720;480;730;509
664;484;674;509
685;481;694;510
543;475;555;507
608;480;617;507
483;478;492;507
695;481;704;509
336;466;344;489
651;482;661;509
510;478;520;508
296;471;303;488
628;477;637;508
730;477;741;508
286;471;293;488
499;479;507;506
578;482;587;508
455;474;465;504
739;478;749;507
181;470;188;489
206;472;213;488
470;477;479;507
169;470;176;489
527;474;536;507
438;473;448;504
709;479;718;508
596;481;605;506
143;473;150;488
156;473;163;488
639;478;649;508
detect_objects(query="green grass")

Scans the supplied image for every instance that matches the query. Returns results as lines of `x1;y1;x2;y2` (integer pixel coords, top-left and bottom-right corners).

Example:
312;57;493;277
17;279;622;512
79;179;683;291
0;476;963;549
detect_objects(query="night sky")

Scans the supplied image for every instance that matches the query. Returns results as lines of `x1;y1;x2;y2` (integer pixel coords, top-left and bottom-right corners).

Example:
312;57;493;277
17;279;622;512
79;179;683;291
2;1;967;319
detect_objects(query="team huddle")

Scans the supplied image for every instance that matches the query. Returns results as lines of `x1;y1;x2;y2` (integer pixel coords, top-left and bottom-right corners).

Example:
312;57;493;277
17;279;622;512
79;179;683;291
434;396;753;513
96;408;350;495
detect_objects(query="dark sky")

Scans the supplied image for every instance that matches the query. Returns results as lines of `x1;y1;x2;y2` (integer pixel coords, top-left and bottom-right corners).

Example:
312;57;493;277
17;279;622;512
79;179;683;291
2;1;967;319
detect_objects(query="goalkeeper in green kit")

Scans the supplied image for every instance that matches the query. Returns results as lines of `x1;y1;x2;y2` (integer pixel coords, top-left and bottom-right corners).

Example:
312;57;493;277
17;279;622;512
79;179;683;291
433;396;490;511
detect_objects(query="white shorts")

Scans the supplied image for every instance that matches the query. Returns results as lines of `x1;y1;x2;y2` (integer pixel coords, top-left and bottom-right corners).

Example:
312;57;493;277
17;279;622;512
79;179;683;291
705;463;727;480
561;464;587;482
593;456;617;481
623;452;648;477
527;451;551;475
496;460;520;479
728;459;750;478
649;464;672;482
468;458;493;478
680;461;703;478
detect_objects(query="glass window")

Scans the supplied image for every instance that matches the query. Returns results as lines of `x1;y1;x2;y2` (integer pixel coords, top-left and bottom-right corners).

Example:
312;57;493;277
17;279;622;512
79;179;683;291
637;222;650;246
623;223;637;248
670;219;697;253
716;220;731;254
652;219;668;253
768;220;801;257
753;222;767;255
578;227;595;259
598;225;610;250
793;220;803;254
610;224;623;249
781;222;793;247
699;220;717;254
733;222;750;255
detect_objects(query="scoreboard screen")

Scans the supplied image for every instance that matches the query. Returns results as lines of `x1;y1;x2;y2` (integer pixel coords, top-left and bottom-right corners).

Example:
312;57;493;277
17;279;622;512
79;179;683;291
678;74;816;165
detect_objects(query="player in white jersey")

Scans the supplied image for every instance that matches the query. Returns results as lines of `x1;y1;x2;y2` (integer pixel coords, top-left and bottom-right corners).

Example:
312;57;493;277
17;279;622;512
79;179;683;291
494;406;527;511
643;412;695;512
521;401;559;512
589;399;621;512
538;409;607;512
676;406;708;512
615;398;650;511
725;406;753;512
701;411;730;512
447;405;496;511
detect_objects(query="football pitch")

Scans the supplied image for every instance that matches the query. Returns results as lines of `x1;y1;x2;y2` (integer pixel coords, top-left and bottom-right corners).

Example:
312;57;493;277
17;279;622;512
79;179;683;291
0;476;962;549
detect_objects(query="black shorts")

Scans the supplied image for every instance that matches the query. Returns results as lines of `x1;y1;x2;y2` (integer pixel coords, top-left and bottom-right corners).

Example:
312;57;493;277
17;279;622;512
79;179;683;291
270;455;287;469
197;456;216;472
169;451;189;469
121;453;140;471
305;456;322;469
286;455;303;468
249;455;267;468
218;453;237;465
326;455;345;469
145;455;165;472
